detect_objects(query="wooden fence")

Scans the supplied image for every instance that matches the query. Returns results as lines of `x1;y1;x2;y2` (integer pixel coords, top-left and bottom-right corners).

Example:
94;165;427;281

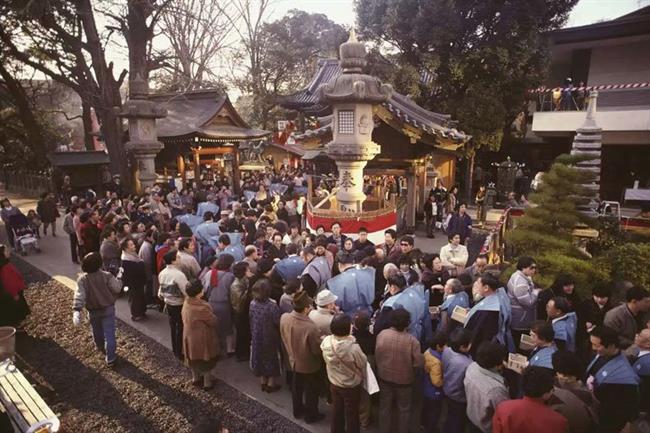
0;169;54;197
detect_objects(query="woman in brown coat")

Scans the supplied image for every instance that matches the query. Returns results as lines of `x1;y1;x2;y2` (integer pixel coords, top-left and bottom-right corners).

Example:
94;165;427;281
182;279;220;390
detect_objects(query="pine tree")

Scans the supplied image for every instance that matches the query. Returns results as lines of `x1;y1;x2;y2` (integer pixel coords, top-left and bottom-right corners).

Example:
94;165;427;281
505;154;607;291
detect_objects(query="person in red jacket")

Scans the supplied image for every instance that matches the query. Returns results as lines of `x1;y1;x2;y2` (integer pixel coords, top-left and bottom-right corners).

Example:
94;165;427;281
493;366;568;433
0;244;30;327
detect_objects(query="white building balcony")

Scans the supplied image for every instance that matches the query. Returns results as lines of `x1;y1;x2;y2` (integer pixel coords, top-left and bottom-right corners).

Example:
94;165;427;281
530;88;650;144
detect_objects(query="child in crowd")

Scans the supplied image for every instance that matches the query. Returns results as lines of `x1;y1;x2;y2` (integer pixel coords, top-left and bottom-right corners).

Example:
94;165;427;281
442;328;473;433
423;332;447;433
26;209;41;238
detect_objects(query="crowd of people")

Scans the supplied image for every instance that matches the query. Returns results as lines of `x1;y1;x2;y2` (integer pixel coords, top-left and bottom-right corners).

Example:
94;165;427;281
0;164;648;433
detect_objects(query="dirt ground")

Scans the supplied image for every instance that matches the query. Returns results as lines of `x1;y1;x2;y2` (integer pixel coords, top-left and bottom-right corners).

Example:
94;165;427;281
12;258;307;433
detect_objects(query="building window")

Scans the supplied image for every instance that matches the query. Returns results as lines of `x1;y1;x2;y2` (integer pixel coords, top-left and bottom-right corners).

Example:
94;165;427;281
338;110;355;134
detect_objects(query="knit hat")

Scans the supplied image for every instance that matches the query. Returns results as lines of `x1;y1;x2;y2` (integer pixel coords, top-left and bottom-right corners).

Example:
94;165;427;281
293;291;313;310
315;289;338;307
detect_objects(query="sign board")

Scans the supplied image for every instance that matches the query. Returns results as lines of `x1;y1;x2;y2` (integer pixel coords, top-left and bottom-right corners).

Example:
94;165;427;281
451;306;469;324
507;353;528;374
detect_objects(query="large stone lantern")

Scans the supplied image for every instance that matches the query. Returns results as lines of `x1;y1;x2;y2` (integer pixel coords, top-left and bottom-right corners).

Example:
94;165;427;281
117;75;167;193
319;31;392;212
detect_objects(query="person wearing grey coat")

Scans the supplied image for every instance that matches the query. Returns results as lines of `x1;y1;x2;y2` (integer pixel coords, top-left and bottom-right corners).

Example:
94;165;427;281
202;260;236;354
506;257;539;340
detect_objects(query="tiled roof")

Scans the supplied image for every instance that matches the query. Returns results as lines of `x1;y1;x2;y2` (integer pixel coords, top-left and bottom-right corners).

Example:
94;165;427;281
149;89;270;141
281;59;469;143
279;59;342;115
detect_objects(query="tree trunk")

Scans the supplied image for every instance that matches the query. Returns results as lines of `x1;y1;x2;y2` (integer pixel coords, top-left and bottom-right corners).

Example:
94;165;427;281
81;102;95;150
95;105;129;181
127;0;154;83
464;152;475;203
0;62;47;166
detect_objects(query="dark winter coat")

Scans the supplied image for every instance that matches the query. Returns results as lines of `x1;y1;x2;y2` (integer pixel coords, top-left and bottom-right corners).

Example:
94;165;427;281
36;198;59;223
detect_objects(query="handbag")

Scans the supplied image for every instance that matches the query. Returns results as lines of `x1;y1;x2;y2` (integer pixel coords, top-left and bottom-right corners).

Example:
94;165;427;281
363;362;380;395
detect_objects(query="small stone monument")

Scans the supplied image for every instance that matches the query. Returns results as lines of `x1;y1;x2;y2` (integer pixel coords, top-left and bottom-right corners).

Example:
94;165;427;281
570;91;602;217
319;30;392;212
116;74;167;193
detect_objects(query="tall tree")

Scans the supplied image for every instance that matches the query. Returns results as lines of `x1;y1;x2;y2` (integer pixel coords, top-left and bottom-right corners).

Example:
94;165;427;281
154;0;234;92
228;6;347;128
0;59;48;164
0;0;170;185
356;0;578;150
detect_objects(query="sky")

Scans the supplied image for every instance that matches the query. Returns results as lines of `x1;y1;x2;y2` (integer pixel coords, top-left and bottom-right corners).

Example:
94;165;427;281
267;0;649;28
23;0;649;95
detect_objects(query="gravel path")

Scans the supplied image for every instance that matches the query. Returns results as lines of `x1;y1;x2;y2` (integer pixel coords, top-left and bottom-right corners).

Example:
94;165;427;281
13;257;308;433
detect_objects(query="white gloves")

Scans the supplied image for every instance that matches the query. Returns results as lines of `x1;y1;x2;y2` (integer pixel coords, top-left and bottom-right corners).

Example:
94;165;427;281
116;267;124;279
73;310;82;326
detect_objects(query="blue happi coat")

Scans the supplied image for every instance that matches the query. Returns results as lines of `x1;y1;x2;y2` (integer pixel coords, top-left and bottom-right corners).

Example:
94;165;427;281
195;221;220;262
196;201;219;218
382;283;432;344
301;256;331;291
326;267;376;317
465;287;515;352
437;292;470;333
177;214;204;232
529;345;557;369
274;255;306;282
552;312;578;352
587;353;640;386
633;353;650;377
215;232;244;262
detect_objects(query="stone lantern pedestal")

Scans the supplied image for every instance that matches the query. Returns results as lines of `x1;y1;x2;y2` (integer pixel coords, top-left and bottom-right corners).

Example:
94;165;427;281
116;75;167;193
319;31;392;212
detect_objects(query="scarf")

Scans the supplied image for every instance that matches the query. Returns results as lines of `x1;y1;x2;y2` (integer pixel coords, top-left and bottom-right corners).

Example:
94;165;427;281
121;250;142;262
210;269;219;288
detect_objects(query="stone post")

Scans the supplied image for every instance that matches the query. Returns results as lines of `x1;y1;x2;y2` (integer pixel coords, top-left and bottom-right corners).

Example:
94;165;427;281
319;30;392;212
116;75;167;193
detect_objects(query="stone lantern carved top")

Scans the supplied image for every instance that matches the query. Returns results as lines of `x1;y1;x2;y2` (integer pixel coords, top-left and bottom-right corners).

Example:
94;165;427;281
339;29;366;72
319;30;392;105
116;74;167;119
129;73;149;100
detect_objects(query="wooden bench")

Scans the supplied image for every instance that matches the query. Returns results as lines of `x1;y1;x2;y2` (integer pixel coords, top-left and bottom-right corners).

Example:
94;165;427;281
0;359;60;433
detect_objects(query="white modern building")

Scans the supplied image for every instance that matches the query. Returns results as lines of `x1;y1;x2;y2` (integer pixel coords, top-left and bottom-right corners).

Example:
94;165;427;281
527;6;650;201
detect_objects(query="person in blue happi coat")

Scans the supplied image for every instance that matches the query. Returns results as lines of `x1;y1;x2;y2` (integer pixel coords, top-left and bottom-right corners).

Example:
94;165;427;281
373;273;431;346
587;325;640;432
176;213;203;233
436;278;470;334
546;296;578;352
194;211;220;263
326;254;375;317
633;328;650;414
464;273;514;355
274;243;306;283
215;233;244;262
196;195;219;218
527;321;557;369
300;245;332;298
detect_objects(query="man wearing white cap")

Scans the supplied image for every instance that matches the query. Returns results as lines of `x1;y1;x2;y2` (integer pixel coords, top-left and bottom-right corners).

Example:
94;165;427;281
309;290;339;337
